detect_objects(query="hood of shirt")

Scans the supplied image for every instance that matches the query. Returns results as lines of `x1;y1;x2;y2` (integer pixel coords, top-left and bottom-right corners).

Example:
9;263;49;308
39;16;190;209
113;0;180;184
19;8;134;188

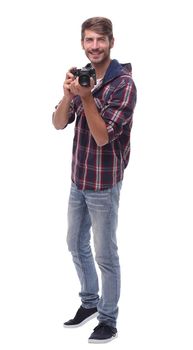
85;59;132;86
103;59;132;84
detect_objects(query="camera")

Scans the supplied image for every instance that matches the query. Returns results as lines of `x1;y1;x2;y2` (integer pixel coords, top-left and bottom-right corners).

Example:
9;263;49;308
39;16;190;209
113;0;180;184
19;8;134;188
71;66;96;87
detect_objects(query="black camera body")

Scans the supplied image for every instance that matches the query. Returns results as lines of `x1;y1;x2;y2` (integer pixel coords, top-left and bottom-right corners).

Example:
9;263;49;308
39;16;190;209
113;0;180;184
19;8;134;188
71;66;96;87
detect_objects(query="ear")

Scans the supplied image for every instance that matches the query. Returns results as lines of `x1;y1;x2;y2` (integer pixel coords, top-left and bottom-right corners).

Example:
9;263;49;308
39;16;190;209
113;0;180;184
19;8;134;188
110;38;115;49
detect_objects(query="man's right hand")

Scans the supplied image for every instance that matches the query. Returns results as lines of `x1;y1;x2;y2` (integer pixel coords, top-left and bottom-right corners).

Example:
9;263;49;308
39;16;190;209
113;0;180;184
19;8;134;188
63;68;76;101
52;68;77;130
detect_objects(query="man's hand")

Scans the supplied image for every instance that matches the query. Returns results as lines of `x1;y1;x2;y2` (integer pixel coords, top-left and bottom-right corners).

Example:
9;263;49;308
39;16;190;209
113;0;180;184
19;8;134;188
52;67;77;130
63;68;76;101
69;77;95;99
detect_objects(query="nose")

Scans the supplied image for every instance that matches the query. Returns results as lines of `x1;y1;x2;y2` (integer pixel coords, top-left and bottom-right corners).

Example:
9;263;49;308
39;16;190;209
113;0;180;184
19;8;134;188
92;39;99;50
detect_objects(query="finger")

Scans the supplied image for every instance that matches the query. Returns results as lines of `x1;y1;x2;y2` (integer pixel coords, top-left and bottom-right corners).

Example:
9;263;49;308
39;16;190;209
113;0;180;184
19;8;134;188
65;77;74;84
66;67;77;79
64;85;71;91
69;81;78;94
74;77;79;86
90;77;95;89
69;77;79;87
66;73;75;80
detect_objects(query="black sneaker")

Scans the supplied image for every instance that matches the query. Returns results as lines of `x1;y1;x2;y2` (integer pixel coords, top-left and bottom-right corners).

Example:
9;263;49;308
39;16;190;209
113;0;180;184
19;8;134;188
63;306;98;328
88;322;118;343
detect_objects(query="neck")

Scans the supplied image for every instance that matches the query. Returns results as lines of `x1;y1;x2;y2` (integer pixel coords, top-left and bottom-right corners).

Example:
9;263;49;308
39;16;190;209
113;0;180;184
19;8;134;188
92;58;111;80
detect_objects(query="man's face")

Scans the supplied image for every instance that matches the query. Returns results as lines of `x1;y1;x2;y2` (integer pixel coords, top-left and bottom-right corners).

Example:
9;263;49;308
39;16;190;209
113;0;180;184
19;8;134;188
81;30;114;65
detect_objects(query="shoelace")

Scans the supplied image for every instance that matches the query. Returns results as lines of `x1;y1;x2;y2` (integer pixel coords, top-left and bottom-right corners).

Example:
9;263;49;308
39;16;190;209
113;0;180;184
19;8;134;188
93;323;116;334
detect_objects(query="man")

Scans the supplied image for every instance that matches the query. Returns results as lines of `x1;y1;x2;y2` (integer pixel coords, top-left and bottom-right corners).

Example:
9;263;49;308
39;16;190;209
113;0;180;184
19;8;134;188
52;17;137;343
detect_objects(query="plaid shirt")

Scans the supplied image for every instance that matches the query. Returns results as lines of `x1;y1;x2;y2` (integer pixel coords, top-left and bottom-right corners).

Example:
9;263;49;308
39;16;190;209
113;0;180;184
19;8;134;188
64;59;137;191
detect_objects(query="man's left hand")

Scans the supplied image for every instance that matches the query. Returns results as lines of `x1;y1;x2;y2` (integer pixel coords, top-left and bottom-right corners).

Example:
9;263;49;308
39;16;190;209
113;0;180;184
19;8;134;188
69;78;94;98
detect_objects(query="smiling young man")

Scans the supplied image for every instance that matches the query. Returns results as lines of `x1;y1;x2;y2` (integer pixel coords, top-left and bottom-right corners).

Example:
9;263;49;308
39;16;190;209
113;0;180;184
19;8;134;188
52;17;137;343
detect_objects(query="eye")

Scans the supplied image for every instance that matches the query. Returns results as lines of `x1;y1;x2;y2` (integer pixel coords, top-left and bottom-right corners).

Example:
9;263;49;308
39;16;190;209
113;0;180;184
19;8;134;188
99;37;106;42
85;38;93;43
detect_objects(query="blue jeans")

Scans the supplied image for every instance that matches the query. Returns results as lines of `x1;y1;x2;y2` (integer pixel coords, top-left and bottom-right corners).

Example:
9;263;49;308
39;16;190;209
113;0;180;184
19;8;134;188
66;181;122;328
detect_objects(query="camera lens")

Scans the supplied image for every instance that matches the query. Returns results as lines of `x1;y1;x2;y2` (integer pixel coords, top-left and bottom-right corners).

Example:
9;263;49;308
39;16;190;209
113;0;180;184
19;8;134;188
79;74;90;87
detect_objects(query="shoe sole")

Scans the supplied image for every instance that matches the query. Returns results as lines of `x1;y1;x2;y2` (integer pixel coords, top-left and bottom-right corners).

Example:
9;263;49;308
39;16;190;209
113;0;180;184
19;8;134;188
63;312;98;328
88;333;118;343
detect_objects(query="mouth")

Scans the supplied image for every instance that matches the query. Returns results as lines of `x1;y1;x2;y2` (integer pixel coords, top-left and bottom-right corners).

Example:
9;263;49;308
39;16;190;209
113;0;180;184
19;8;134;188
89;51;102;56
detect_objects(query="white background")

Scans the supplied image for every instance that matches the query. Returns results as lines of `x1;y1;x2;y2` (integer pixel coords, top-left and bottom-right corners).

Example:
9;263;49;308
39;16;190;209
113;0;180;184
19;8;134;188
0;0;192;349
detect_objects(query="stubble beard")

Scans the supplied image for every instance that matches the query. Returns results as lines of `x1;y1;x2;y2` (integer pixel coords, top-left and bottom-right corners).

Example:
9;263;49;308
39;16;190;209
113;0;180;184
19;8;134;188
87;51;110;68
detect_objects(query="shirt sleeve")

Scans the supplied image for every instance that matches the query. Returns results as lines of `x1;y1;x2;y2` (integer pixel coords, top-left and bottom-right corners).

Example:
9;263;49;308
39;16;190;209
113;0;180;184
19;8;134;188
66;100;76;126
101;79;137;143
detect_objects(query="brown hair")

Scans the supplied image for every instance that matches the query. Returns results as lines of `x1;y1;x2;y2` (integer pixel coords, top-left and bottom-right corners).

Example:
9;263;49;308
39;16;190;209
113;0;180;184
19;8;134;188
81;17;113;41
